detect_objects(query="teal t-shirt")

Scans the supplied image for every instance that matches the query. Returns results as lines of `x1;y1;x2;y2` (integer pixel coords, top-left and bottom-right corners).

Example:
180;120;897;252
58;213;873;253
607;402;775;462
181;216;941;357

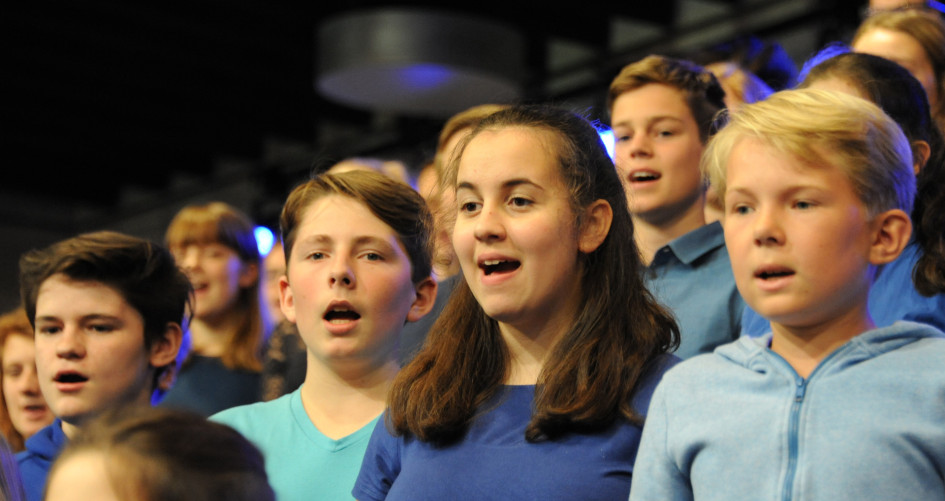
212;387;379;501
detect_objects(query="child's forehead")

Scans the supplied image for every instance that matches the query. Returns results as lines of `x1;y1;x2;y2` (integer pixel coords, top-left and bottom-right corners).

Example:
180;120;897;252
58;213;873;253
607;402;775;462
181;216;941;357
36;275;139;318
614;83;695;119
727;137;856;186
297;195;401;243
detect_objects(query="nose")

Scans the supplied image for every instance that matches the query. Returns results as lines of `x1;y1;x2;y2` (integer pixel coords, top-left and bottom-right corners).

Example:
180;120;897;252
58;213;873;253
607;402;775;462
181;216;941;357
473;203;507;242
56;325;87;360
752;206;785;246
628;132;652;159
178;246;200;272
20;365;42;395
328;256;356;288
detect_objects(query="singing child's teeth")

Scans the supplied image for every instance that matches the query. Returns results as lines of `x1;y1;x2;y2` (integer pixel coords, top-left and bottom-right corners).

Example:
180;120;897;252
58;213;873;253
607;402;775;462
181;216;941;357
481;260;521;275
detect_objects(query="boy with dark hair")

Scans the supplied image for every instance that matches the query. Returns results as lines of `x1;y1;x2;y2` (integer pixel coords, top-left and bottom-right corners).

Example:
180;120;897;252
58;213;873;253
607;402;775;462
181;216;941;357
16;231;188;501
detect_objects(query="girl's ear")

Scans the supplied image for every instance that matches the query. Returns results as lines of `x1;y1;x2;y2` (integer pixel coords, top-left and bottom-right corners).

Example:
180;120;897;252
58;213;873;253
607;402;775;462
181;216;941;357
578;199;613;254
238;262;259;288
911;140;931;175
406;278;438;323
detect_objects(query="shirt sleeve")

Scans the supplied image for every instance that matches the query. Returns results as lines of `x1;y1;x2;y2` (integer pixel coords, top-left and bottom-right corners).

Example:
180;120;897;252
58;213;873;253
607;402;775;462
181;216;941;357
352;412;403;501
628;381;693;501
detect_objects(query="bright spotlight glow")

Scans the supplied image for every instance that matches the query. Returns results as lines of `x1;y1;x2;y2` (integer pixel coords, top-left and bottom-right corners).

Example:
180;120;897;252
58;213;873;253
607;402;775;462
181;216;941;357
255;226;275;257
598;128;615;161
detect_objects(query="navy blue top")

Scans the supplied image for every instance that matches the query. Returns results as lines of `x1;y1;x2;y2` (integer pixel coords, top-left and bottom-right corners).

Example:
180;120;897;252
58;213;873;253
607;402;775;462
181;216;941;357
353;354;679;501
159;355;261;416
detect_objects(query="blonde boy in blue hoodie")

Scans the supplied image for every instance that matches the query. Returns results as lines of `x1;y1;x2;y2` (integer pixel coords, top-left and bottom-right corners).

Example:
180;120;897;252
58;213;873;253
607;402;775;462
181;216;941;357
630;89;945;500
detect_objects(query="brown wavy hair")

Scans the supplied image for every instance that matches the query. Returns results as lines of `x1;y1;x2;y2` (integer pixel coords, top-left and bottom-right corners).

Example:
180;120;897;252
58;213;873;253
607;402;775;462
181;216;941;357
388;105;680;444
165;202;268;371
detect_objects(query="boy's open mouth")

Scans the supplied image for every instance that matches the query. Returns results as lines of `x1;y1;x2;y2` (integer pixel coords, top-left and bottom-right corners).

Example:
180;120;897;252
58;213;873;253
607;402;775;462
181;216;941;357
54;372;89;384
324;307;361;323
481;259;521;276
756;268;795;280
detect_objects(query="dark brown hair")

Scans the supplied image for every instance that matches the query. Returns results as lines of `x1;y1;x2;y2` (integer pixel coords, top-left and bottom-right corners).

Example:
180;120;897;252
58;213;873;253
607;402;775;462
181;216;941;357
165;202;267;371
19;231;191;392
47;407;273;501
388;105;679;444
608;55;726;143
280;170;433;285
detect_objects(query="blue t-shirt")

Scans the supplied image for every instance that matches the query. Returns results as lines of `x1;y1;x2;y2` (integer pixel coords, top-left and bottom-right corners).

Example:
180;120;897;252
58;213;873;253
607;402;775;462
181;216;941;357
742;241;945;336
644;222;745;358
16;419;68;501
212;388;378;501
353;354;678;501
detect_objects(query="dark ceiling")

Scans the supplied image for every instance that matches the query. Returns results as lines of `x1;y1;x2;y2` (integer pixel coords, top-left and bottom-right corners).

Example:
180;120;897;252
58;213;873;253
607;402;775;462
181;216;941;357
6;1;859;221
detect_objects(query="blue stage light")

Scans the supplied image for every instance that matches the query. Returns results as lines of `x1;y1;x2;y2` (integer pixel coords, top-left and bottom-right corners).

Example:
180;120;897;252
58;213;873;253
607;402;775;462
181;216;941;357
598;128;616;161
255;226;275;257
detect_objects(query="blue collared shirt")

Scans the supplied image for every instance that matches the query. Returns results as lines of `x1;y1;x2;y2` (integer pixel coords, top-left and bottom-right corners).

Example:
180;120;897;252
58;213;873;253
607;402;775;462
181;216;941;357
644;222;745;359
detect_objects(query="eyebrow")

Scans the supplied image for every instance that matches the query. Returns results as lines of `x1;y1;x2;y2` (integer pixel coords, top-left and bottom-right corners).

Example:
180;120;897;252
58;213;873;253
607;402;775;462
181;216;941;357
726;184;829;197
456;178;544;192
34;314;123;324
295;234;396;251
612;115;685;128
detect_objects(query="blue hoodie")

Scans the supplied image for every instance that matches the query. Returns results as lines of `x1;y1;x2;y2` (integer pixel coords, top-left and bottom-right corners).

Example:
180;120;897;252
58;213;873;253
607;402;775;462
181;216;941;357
630;321;945;501
16;419;68;501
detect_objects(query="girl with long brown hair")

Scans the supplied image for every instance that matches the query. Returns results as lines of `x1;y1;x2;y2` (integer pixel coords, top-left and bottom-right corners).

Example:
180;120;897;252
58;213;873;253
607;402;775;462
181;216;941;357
353;105;679;500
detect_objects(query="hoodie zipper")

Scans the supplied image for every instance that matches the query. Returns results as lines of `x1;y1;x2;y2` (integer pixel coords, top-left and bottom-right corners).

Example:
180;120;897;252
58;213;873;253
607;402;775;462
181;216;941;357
782;375;807;501
769;344;849;501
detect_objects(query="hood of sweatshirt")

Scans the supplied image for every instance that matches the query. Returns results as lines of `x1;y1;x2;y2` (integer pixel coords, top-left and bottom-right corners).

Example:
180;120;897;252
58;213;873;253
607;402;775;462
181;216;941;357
718;320;945;376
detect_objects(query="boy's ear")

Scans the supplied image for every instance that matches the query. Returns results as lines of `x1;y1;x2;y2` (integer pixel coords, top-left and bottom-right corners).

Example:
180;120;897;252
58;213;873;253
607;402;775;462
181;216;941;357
279;276;297;324
406;277;437;323
238;262;259;288
868;208;912;266
149;322;183;369
578;199;613;254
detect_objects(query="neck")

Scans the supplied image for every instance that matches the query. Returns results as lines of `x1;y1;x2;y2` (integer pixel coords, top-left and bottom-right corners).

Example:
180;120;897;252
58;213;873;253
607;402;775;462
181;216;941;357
299;352;398;440
499;308;575;386
60;419;79;440
188;314;241;357
633;199;706;264
60;389;155;439
769;302;875;379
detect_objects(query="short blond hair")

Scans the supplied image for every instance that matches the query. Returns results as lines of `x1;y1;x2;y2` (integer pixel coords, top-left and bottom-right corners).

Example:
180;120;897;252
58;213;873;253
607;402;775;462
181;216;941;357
702;88;915;217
